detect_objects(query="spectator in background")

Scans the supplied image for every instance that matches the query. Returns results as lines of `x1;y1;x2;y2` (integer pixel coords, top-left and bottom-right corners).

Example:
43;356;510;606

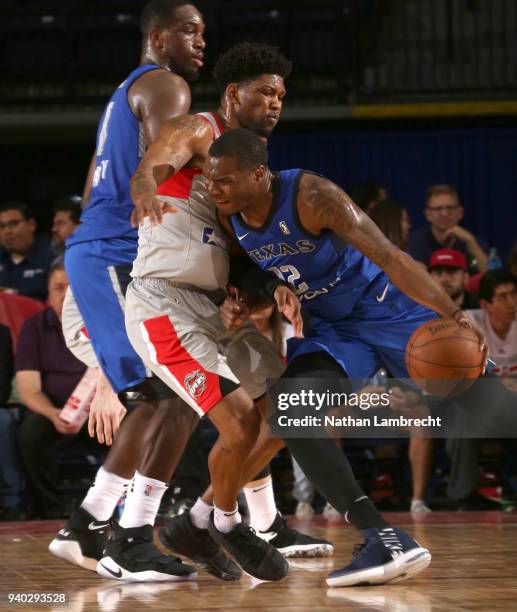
51;196;81;256
0;323;25;520
370;197;433;514
349;179;387;214
408;184;488;274
15;261;95;518
468;269;517;380
428;248;479;310
369;198;411;250
0;202;54;301
445;269;517;511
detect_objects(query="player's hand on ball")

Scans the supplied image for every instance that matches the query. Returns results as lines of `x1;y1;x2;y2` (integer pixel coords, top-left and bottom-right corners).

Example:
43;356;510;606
274;285;303;338
131;196;178;227
219;294;250;331
453;310;488;370
88;375;127;446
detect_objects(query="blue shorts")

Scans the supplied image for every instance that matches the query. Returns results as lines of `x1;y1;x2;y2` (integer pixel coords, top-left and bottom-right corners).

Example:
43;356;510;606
65;238;147;393
288;278;437;380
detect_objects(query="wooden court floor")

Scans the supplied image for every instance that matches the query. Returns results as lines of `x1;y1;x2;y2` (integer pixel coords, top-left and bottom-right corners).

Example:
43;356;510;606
1;512;517;612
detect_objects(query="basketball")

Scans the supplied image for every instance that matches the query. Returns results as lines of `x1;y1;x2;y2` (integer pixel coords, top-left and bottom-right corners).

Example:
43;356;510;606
405;319;485;397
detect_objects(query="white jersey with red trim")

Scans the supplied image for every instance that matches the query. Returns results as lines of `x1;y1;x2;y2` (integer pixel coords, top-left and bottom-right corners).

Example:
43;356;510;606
131;112;229;291
466;309;517;377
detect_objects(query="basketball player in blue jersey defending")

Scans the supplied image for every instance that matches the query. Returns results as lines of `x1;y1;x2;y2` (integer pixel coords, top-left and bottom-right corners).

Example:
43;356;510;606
50;1;207;582
203;128;490;587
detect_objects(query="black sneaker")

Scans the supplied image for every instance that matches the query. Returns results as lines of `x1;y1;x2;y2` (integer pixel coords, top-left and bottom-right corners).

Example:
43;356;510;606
327;527;431;587
159;512;241;581
208;514;288;581
97;523;197;582
258;513;334;558
49;507;110;571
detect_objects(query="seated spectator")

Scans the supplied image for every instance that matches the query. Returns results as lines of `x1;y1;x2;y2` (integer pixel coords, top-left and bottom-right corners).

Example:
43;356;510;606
0;323;25;520
369;198;411;250
51;196;81;256
428;248;479;309
370;197;433;513
349;179;387;214
445;269;517;510
467;269;517;379
408;184;488;274
0;202;54;301
15;261;99;519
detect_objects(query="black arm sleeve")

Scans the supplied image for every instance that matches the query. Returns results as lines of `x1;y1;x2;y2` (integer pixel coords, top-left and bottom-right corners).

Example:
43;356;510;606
229;256;288;301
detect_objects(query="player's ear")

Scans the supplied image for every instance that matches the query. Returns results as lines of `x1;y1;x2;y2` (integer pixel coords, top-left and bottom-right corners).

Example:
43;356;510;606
148;27;165;52
226;83;240;108
254;165;265;182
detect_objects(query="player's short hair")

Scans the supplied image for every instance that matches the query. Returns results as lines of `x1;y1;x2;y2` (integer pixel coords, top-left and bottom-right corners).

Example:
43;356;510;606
53;196;81;224
426;184;459;207
479;268;517;302
213;42;292;93
140;0;192;34
0;201;34;221
209;128;268;170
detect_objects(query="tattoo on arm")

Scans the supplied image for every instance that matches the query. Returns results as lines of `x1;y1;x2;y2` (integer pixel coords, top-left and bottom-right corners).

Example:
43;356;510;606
305;177;396;269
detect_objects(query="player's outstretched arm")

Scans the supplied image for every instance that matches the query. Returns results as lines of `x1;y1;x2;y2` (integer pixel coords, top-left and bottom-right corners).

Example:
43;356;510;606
299;173;485;349
130;114;212;226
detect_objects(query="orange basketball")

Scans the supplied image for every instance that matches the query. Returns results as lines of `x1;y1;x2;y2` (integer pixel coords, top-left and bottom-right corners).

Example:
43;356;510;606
405;319;485;397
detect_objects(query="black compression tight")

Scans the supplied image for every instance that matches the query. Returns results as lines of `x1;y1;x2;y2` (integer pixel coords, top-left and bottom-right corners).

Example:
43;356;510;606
280;351;387;530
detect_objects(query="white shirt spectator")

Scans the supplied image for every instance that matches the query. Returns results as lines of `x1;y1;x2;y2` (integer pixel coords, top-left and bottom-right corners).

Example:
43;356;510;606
466;309;517;377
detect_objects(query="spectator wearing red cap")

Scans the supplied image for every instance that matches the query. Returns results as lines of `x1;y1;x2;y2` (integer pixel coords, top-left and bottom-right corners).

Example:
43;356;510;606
408;184;488;274
428;248;479;310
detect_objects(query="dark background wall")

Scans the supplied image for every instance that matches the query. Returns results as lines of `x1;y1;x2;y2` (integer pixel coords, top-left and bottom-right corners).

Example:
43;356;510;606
4;124;516;257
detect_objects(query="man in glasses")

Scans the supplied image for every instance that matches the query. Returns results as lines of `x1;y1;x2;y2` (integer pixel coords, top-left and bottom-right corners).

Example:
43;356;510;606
408;184;488;273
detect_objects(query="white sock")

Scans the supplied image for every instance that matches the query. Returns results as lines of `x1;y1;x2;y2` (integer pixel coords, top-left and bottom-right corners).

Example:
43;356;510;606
214;505;241;533
118;471;168;529
244;475;277;532
190;497;212;530
81;466;131;521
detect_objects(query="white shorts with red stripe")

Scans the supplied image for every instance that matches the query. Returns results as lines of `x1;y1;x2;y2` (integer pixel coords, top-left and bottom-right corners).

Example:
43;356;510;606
62;286;99;369
125;278;285;417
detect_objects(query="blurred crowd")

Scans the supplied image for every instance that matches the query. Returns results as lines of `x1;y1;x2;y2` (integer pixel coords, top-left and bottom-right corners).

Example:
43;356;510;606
0;183;516;521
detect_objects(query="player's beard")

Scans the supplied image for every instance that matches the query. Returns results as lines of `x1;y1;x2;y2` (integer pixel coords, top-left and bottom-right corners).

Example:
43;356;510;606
240;115;275;139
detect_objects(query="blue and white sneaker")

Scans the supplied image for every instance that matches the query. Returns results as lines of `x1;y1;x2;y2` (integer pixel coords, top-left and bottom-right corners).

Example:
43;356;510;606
326;526;431;587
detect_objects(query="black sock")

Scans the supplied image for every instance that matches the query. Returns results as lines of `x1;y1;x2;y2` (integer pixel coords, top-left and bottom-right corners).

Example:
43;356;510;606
348;496;388;530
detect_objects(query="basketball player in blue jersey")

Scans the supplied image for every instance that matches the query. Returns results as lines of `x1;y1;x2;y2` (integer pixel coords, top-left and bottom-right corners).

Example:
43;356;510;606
50;1;208;582
202;128;491;587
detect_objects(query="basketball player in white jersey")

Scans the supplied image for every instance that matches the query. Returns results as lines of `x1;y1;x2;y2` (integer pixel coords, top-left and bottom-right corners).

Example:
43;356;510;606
126;42;331;580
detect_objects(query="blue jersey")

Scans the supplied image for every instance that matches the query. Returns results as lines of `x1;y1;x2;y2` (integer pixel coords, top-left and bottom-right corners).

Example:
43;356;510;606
230;169;385;321
68;64;161;246
230;169;436;379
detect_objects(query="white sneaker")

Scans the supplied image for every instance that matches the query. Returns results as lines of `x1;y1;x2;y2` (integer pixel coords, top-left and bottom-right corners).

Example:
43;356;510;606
410;500;432;514
295;502;315;519
323;502;342;519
